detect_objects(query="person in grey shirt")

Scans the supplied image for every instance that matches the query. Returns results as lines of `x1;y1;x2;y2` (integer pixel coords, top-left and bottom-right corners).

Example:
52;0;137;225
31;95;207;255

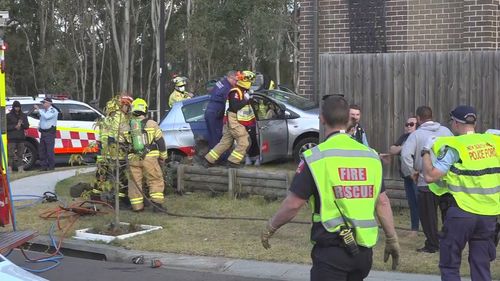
401;106;453;253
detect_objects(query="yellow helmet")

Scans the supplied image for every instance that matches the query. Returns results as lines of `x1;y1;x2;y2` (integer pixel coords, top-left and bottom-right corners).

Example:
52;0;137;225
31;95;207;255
173;76;187;87
131;98;148;114
105;98;120;115
236;70;256;89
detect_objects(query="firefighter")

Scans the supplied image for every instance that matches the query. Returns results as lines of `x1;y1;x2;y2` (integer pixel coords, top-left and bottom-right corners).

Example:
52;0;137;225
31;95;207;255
128;98;168;212
201;71;255;168
261;95;400;280
168;76;193;108
92;95;133;207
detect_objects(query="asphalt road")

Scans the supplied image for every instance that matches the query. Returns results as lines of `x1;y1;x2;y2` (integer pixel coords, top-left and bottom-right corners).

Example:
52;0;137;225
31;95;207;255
8;251;280;281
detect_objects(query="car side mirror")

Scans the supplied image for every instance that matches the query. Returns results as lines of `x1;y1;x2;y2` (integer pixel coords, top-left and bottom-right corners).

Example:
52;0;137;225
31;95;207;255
285;110;300;119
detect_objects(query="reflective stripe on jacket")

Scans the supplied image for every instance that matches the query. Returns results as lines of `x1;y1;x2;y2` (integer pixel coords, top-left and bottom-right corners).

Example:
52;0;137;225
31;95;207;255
429;133;500;215
304;133;382;247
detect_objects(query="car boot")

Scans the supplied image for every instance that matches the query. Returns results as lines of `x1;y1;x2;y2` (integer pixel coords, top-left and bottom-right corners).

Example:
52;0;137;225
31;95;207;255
151;202;167;213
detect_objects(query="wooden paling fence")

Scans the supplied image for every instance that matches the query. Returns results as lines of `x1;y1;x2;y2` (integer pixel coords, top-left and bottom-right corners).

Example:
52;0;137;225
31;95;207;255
175;164;410;207
320;51;500;180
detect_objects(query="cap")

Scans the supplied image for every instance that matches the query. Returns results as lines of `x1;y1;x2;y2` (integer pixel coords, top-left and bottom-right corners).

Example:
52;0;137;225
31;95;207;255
450;105;477;124
41;97;53;103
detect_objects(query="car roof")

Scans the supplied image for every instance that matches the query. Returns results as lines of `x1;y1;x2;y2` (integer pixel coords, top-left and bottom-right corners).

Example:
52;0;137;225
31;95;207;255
6;96;93;107
177;95;209;106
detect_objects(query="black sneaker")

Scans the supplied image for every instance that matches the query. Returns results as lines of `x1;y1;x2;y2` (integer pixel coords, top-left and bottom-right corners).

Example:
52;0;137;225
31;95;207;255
416;246;438;253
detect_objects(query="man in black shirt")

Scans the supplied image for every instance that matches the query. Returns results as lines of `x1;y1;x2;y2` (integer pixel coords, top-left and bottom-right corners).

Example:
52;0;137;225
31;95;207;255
261;96;400;281
6;100;29;172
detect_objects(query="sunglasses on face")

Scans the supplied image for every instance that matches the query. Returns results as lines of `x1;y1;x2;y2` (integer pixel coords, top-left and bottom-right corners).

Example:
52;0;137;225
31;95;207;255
405;122;415;127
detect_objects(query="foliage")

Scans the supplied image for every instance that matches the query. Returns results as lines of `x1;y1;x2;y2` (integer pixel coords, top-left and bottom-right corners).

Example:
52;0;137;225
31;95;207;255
0;0;297;107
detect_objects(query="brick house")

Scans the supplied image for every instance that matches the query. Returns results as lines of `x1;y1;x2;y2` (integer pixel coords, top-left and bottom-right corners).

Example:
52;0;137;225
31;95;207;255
299;0;500;100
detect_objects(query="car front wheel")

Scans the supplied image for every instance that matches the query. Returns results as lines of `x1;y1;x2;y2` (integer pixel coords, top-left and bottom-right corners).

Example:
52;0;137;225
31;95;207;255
293;137;319;163
22;141;38;170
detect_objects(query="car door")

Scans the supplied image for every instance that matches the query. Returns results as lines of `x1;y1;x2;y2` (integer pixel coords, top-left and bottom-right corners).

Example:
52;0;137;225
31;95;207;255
253;97;288;163
181;99;209;141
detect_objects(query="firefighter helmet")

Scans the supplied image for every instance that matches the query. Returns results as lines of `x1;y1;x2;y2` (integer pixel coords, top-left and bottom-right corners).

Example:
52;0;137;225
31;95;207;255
236;70;256;90
131;98;148;114
173;76;187;87
120;95;134;106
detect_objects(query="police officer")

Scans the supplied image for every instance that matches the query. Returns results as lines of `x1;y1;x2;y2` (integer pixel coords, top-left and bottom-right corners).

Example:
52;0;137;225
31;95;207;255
168;76;193;108
204;71;238;149
422;105;500;281
128;98;168;212
261;95;400;280
202;71;255;168
92;95;133;206
34;98;58;171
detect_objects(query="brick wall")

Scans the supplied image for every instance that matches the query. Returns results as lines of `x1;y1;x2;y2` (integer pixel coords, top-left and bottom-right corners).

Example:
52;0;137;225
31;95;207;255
386;0;464;51
298;0;500;98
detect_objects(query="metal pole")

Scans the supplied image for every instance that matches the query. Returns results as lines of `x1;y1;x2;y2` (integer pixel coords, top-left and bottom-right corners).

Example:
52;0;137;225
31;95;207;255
313;0;324;141
158;0;166;122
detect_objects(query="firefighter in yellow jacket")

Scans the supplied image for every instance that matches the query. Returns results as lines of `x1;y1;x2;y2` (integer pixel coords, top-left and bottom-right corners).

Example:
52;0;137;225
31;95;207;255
200;71;255;168
128;98;168;212
168;76;193;108
92;95;133;207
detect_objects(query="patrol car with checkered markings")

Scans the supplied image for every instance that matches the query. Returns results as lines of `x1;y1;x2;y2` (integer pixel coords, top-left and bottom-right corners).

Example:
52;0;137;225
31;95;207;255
6;96;103;169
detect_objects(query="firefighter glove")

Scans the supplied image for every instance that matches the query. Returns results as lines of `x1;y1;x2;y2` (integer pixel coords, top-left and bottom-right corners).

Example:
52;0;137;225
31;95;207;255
260;220;277;250
384;234;400;270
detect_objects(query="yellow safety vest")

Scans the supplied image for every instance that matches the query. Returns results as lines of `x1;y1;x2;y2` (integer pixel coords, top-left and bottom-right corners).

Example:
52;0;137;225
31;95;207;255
303;133;382;247
429;133;500;215
224;87;255;124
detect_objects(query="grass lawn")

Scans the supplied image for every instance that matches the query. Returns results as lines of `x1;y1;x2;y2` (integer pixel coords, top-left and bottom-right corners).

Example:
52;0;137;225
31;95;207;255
14;171;500;278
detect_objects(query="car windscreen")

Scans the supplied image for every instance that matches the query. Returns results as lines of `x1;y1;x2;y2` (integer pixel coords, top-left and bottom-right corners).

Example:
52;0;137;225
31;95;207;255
261;90;316;111
20;103;63;120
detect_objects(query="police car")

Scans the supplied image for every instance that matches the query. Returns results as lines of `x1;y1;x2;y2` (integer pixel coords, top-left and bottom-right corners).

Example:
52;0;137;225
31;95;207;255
6;95;103;170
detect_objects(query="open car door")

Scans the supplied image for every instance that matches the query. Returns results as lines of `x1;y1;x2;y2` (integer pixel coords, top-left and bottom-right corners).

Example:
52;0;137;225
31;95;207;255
252;96;288;163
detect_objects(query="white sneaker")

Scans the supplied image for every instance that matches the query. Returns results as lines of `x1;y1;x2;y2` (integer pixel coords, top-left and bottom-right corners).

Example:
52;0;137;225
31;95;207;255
254;159;261;166
244;156;252;165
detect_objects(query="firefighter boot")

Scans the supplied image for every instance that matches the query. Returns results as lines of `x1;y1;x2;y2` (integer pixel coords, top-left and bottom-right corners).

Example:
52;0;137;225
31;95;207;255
151;201;166;213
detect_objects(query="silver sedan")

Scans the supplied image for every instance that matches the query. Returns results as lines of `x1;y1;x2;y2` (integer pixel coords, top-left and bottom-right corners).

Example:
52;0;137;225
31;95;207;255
159;89;319;163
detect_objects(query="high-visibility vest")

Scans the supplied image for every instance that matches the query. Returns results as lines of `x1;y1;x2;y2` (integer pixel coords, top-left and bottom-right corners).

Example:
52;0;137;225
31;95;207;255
224;87;255;126
429;133;500;215
303;133;382;247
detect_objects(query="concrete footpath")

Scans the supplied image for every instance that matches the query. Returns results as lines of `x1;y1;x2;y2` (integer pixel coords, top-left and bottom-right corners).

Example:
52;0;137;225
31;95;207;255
12;169;466;281
10;167;96;198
